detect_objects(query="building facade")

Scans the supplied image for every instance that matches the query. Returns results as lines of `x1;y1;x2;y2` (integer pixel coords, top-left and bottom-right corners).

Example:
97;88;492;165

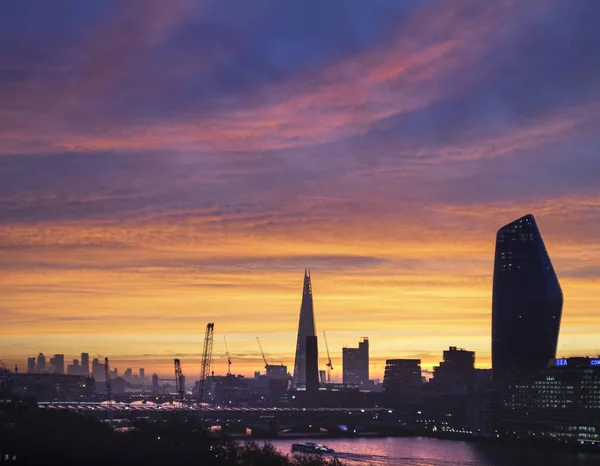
433;346;475;388
343;337;369;386
383;359;422;393
49;354;65;375
495;357;600;445
492;214;563;383
27;357;36;374
293;270;317;386
305;335;319;394
81;352;89;376
35;353;46;373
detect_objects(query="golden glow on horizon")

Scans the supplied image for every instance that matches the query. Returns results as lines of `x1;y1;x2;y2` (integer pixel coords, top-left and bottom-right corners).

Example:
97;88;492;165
2;202;600;379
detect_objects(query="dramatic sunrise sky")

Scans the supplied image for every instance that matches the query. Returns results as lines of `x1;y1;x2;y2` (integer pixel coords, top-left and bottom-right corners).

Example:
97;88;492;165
1;0;599;380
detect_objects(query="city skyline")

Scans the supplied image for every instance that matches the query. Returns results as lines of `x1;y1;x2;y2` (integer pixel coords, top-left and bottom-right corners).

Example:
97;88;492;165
2;1;600;380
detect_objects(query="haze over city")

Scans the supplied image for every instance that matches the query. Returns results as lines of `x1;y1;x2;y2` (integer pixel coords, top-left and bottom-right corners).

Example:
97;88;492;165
2;0;600;380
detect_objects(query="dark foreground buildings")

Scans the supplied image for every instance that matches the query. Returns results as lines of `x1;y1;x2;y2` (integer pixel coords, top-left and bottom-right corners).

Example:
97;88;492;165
492;214;563;383
493;357;600;444
293;270;317;387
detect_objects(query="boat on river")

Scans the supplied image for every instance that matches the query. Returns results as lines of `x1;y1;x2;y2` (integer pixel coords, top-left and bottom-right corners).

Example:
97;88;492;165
291;442;335;454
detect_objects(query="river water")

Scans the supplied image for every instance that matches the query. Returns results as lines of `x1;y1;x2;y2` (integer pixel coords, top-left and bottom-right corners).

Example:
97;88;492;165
267;437;599;466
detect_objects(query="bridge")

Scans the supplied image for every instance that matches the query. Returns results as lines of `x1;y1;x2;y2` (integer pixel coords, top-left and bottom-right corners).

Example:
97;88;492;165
38;402;402;436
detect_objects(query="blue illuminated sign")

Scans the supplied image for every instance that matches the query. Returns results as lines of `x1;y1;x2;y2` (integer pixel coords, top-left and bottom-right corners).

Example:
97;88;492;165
590;359;600;366
555;358;567;366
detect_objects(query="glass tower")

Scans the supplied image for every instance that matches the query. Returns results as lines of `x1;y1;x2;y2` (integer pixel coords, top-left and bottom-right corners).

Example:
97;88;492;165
492;214;563;383
293;270;317;386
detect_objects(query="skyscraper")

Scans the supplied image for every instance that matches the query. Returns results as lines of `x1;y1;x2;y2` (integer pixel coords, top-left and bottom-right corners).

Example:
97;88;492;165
49;354;65;375
293;270;317;386
343;337;369;386
81;353;89;375
36;353;46;373
492;214;563;383
305;335;319;394
27;357;36;374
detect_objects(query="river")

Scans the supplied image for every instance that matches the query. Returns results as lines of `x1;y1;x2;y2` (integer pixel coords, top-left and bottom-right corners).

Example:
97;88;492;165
266;437;599;465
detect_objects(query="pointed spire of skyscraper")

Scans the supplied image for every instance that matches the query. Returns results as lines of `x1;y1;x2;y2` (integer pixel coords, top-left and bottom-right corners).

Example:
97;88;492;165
293;270;317;386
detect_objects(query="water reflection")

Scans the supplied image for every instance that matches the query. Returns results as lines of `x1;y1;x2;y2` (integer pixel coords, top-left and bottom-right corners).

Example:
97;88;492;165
268;437;599;466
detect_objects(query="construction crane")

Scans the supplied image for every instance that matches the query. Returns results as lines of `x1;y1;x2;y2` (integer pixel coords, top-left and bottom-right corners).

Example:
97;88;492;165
256;337;268;370
224;335;232;376
174;359;184;403
196;323;215;406
323;331;333;383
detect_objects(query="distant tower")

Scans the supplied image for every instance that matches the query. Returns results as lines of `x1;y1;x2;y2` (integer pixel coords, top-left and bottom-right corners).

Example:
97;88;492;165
492;214;563;383
305;335;319;394
81;353;89;376
293;270;317;386
27;357;36;374
36;353;46;373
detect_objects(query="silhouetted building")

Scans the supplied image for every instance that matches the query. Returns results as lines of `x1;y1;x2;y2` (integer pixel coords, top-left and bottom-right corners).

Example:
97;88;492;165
495;357;600;444
124;368;133;382
152;374;159;394
67;359;82;376
433;346;475;387
343;337;369;386
319;370;327;384
139;368;145;379
492;214;563;383
27;357;36;374
293;270;317;386
305;335;319;394
383;359;422;393
49;354;65;375
36;353;46;373
81;352;89;375
91;358;105;382
266;364;288;379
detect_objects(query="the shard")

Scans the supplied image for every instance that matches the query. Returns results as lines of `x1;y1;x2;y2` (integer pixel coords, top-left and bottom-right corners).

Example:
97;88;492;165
293;269;317;386
492;214;563;383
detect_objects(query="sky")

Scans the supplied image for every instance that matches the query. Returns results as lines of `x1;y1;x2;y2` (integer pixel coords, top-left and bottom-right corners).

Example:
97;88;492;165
1;0;600;380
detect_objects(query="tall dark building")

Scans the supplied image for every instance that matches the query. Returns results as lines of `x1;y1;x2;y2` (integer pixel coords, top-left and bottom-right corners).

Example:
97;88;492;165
81;352;89;376
293;270;317;386
492;214;563;383
36;353;46;373
305;335;319;394
342;337;369;386
50;354;65;375
27;357;36;374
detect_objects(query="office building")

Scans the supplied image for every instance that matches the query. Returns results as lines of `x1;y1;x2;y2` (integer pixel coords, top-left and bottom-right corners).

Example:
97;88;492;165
343;337;369;386
266;365;288;379
49;354;65;375
124;368;133;382
27;357;36;374
433;346;475;387
492;214;563;383
139;368;145;379
383;359;422;393
91;358;105;382
496;357;600;444
305;335;319;394
36;353;46;373
293;270;317;386
81;353;89;375
66;359;81;376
